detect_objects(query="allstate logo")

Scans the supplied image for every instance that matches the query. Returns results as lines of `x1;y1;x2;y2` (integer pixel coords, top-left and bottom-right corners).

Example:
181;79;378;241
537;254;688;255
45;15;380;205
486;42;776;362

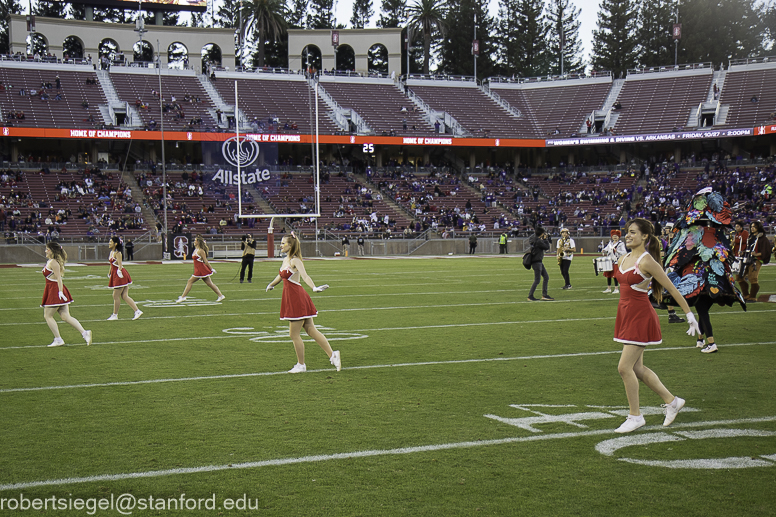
221;135;260;168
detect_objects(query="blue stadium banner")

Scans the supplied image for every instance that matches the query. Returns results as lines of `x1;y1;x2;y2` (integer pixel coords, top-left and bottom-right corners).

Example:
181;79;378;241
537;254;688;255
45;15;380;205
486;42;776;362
201;136;280;193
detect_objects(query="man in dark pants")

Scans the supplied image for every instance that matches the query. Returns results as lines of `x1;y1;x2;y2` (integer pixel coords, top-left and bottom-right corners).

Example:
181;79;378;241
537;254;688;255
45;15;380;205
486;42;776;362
527;225;553;301
240;234;256;283
469;234;477;254
125;238;134;261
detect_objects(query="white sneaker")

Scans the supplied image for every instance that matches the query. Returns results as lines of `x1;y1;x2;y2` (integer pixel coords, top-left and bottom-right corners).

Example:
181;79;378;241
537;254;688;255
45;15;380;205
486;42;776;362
701;343;718;354
603;287;612;293
330;350;341;372
696;339;705;348
288;363;307;373
615;414;646;433
662;397;685;426
107;314;118;321
133;310;143;321
613;288;620;294
175;296;187;303
83;330;92;346
48;337;65;347
216;295;226;302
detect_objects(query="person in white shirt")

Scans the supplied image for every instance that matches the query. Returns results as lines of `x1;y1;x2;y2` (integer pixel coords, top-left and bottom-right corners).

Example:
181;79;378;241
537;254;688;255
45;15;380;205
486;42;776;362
602;229;627;293
556;228;576;289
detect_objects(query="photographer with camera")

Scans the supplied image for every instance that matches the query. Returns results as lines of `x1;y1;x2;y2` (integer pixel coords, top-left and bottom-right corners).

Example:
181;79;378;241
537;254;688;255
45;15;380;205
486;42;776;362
739;220;771;302
240;234;256;283
527;225;553;301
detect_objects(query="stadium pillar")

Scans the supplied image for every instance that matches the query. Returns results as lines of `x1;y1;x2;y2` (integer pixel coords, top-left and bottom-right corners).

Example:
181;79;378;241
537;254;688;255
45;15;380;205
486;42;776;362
512;149;520;170
376;150;383;167
674;146;681;163
567;152;575;166
86;6;93;21
10;142;18;162
469;151;475;170
90;143;98;164
770;141;776;157
731;142;739;157
619;150;627;164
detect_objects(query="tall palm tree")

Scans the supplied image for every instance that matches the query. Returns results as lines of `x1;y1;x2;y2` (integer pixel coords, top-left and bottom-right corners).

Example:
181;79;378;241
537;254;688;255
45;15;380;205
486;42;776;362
406;0;446;75
242;0;288;68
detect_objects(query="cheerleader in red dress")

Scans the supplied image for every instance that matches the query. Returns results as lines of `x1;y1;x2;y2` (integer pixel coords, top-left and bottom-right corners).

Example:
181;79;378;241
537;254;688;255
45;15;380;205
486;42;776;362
176;235;225;303
612;218;700;433
106;236;142;321
266;234;340;373
42;242;92;348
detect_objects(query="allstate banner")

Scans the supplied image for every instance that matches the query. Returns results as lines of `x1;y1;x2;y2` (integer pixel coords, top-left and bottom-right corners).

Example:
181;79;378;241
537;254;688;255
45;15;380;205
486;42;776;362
202;136;279;193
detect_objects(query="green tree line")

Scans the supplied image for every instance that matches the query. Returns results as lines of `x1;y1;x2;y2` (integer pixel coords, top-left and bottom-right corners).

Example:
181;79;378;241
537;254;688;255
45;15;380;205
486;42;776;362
2;0;774;78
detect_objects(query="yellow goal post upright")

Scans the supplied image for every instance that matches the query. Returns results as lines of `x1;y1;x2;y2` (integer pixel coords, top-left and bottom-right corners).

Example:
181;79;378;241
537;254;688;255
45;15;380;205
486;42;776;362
230;79;323;257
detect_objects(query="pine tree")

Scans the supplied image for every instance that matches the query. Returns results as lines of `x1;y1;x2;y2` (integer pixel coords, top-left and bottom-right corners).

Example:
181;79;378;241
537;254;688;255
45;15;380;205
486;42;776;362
0;0;22;54
32;1;67;18
516;0;549;77
378;0;406;28
590;0;638;77
636;0;675;68
351;0;374;28
439;0;494;79
214;0;240;28
287;0;309;28
545;0;584;75
677;0;763;65
309;0;334;28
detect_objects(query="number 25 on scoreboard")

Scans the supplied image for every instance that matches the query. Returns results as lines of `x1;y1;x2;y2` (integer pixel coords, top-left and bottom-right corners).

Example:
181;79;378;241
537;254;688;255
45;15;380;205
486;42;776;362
363;143;375;154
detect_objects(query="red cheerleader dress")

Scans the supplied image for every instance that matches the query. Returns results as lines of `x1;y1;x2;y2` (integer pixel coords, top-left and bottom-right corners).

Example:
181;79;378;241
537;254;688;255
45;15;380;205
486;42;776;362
108;257;132;288
192;250;214;278
613;251;662;346
41;266;73;307
279;268;317;321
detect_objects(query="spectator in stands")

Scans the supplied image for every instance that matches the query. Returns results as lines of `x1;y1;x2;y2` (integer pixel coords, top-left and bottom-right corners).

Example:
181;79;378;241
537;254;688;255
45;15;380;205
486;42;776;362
750;95;758;103
81;100;89;109
586;119;592;134
613;100;622;110
55;75;60;89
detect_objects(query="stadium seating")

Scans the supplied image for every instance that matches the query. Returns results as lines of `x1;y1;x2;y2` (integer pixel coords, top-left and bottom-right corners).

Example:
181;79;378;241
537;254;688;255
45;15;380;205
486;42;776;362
317;78;435;136
610;70;712;134
0;67;106;128
210;75;339;135
109;70;218;130
492;78;611;137
407;81;530;137
717;65;776;128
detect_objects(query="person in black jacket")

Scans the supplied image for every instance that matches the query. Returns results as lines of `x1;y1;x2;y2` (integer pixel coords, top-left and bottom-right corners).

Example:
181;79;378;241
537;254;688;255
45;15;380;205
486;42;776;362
240;234;256;283
527;225;553;301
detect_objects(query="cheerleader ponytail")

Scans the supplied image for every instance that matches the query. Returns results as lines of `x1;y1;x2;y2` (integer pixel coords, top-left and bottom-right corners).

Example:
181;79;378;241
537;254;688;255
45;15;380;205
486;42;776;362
46;241;67;274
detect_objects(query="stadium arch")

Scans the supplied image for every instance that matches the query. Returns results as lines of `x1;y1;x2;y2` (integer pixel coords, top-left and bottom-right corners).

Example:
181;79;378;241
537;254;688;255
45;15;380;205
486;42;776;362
368;43;389;74
289;28;402;76
8;14;236;70
62;35;84;59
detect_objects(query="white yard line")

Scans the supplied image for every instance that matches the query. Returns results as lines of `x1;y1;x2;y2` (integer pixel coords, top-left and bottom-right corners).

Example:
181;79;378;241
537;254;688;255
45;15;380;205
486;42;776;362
1;416;774;491
1;341;773;394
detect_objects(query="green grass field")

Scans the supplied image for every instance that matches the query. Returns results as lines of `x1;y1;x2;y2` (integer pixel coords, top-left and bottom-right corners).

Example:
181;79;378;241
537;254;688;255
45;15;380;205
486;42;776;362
1;256;774;516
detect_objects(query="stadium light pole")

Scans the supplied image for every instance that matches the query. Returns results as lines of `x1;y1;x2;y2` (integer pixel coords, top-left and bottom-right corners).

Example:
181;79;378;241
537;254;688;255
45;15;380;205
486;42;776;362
157;38;168;259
